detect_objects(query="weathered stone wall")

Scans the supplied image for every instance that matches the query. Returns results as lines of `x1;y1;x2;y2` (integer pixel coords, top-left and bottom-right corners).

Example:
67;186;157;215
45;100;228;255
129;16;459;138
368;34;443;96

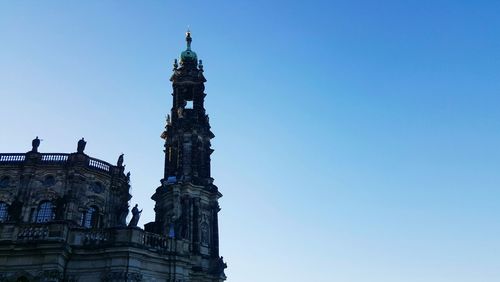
0;151;224;282
0;151;130;228
0;222;222;282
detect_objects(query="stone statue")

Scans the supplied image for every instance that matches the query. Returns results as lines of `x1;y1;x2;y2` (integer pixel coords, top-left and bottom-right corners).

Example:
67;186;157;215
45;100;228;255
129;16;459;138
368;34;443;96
201;222;209;245
77;138;86;153
31;136;41;152
8;197;23;222
128;204;142;227
126;172;131;183
54;195;69;220
117;204;129;226
215;256;227;277
117;154;124;167
177;107;184;118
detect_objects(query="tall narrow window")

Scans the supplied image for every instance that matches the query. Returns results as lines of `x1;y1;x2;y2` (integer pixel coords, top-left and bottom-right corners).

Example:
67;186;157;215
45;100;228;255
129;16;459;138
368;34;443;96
201;222;210;246
82;206;99;228
0;202;8;222
35;201;54;223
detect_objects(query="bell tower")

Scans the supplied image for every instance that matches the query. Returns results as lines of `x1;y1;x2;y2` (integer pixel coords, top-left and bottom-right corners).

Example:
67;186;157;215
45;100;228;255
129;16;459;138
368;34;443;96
162;31;214;185
149;31;227;281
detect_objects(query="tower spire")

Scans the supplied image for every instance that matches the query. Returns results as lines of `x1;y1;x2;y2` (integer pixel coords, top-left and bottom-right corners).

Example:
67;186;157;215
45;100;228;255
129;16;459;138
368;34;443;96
179;29;198;66
151;32;226;281
186;29;192;50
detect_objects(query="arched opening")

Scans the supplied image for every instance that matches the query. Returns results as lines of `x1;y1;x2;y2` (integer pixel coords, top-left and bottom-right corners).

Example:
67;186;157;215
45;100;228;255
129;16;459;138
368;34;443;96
35;201;54;223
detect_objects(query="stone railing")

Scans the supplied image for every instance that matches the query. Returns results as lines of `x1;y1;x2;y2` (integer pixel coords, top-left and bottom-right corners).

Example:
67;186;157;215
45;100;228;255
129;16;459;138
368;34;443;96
12;222;70;241
0;154;26;162
88;157;110;172
0;222;183;254
0;153;114;174
41;153;69;163
82;229;111;245
143;232;175;251
17;225;49;240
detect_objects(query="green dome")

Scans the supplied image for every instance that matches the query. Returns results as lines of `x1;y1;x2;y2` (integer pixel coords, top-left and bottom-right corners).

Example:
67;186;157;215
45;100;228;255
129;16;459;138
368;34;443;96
180;31;198;64
181;49;197;62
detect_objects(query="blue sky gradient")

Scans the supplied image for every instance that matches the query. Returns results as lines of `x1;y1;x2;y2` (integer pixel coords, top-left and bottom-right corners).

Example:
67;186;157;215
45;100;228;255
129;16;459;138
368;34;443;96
1;1;499;281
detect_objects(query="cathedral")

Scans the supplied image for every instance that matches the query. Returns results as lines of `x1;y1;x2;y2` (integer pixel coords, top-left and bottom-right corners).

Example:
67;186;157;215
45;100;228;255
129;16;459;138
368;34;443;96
0;32;227;282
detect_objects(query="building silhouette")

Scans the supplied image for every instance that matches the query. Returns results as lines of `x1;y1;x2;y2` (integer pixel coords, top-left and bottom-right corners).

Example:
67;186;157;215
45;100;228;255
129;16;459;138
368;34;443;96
0;32;226;282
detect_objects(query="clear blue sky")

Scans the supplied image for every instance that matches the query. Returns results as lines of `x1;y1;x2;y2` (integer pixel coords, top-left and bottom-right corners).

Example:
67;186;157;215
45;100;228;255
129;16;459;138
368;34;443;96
1;1;500;281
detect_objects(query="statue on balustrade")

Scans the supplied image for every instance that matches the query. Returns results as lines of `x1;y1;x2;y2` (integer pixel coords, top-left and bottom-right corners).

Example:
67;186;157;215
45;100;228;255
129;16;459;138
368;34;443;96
8;197;23;222
117;204;129;226
31;136;41;153
77;138;87;153
128;204;142;227
117;154;124;167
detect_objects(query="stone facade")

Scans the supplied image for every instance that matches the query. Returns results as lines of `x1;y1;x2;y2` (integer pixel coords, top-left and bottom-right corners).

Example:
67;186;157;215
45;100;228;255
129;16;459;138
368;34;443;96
0;32;226;282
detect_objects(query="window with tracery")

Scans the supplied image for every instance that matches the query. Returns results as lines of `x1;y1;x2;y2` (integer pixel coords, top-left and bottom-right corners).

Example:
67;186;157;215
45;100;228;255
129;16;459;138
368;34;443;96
81;206;99;228
0;202;8;222
35;201;54;223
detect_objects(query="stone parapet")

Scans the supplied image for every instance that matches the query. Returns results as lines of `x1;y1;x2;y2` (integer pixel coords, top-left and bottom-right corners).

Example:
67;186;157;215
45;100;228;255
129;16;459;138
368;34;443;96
0;152;119;175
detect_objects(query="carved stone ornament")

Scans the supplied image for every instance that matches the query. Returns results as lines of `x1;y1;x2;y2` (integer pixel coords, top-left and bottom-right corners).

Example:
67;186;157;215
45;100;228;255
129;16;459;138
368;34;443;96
103;271;143;282
37;269;63;281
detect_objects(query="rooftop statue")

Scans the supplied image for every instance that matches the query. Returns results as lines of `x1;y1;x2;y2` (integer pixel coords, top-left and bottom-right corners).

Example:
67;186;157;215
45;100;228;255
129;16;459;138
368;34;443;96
77;138;87;154
117;154;124;167
128;204;142;227
31;136;41;153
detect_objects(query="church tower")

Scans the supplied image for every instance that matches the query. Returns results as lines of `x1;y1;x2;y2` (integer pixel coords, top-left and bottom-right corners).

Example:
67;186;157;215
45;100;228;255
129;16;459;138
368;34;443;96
0;31;226;282
148;31;227;281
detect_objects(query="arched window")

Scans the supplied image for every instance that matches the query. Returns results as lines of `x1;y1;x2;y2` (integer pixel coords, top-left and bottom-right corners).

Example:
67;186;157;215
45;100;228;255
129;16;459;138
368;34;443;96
81;206;99;228
0;202;8;222
35;201;54;223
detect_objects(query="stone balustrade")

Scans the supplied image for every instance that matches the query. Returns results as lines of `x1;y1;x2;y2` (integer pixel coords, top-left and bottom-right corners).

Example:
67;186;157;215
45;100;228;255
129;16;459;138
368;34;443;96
41;154;69;162
0;153;114;174
0;154;26;162
143;231;174;251
0;222;181;253
17;225;49;240
88;157;110;172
